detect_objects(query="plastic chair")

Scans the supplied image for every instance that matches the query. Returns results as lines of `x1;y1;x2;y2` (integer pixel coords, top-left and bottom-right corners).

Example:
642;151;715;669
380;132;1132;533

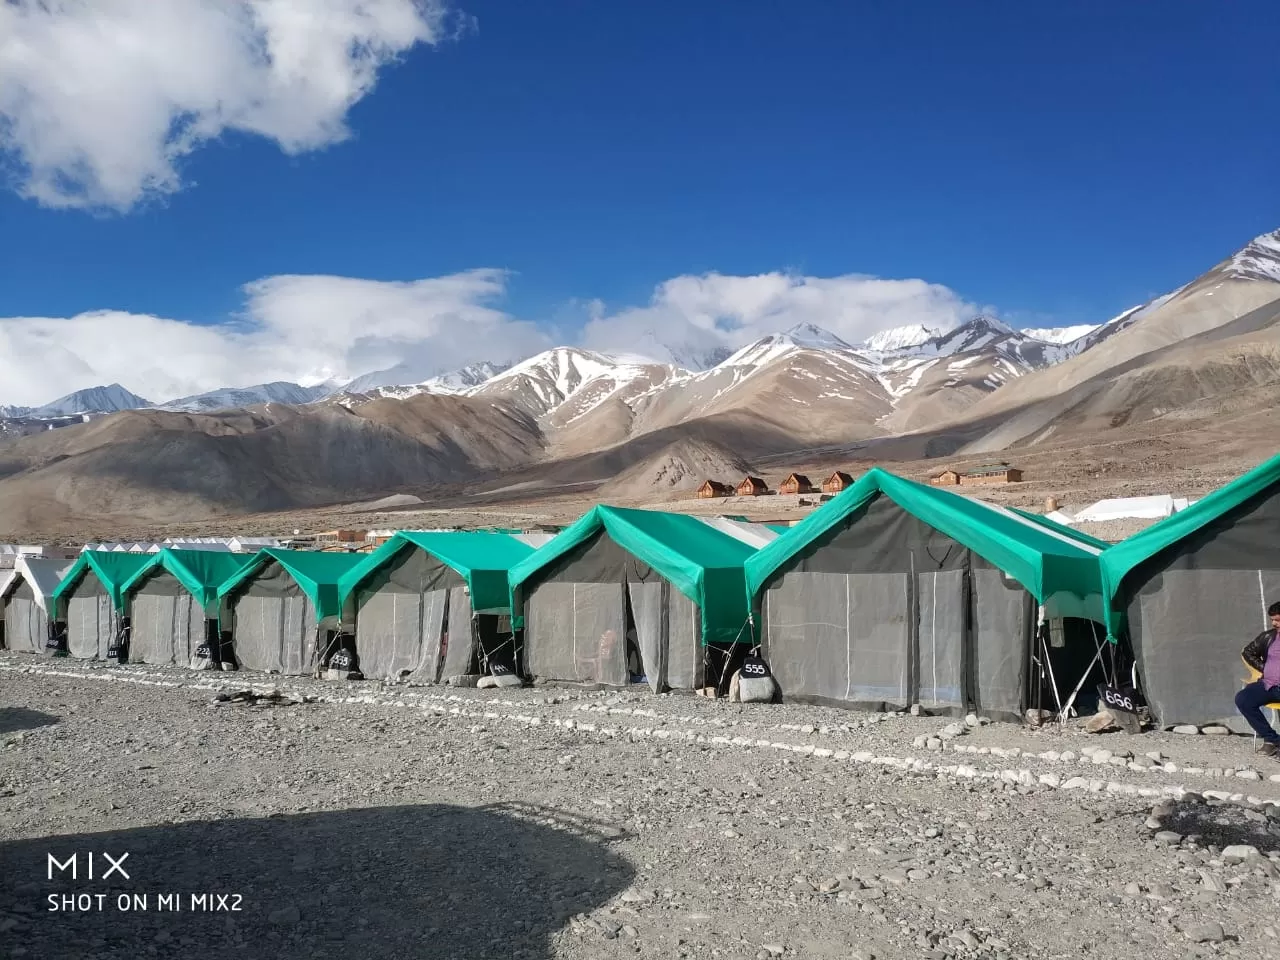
1240;655;1280;745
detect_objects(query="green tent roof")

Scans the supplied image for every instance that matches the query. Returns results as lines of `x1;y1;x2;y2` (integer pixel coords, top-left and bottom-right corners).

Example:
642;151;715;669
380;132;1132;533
508;505;758;644
120;549;256;616
338;531;537;613
217;548;364;621
52;551;156;612
745;467;1106;620
1098;452;1280;639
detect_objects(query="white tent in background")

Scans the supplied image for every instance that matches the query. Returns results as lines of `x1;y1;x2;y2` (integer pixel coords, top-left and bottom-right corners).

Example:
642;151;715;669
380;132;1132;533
2;556;76;653
1072;496;1195;524
693;516;781;549
227;537;281;552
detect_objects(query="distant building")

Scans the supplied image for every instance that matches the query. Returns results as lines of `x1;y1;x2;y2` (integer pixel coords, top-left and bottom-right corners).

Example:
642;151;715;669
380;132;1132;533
778;473;815;495
316;529;368;543
735;476;770;497
960;463;1023;485
931;469;962;486
696;480;734;499
822;471;855;494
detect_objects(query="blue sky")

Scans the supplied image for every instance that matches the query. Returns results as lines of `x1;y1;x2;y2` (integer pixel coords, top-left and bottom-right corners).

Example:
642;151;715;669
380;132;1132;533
0;1;1277;403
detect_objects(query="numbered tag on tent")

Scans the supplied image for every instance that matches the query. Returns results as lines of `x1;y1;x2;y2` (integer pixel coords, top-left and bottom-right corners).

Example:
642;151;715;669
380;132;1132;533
1097;683;1143;715
740;655;772;679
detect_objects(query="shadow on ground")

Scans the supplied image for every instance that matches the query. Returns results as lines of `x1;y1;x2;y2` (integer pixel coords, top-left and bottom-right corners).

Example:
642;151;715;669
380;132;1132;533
1161;797;1280;851
0;802;635;960
0;706;58;734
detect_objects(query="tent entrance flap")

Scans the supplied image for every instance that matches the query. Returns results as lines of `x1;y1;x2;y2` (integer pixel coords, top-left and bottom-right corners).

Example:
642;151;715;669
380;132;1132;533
627;579;665;692
440;585;475;681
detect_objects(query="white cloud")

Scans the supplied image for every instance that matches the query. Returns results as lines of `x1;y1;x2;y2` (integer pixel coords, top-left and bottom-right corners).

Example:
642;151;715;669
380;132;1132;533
0;267;992;407
580;271;987;364
0;270;549;406
0;0;449;211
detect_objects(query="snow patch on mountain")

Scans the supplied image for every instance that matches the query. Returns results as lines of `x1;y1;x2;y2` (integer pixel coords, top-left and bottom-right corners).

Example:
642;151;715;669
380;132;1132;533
862;323;943;352
1020;324;1099;344
1227;230;1280;283
34;384;151;418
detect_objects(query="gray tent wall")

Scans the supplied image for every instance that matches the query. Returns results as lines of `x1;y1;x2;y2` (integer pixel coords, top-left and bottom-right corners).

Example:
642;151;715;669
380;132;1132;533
226;561;318;675
3;579;50;654
756;494;1035;719
128;570;207;666
523;531;703;691
349;545;473;682
65;570;117;660
1121;484;1280;731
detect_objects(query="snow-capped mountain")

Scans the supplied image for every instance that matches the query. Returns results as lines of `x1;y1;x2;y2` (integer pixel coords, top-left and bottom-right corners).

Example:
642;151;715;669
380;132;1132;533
0;404;32;418
1225;229;1280;283
33;384;151;418
334;361;514;403
472;347;676;422
157;381;335;413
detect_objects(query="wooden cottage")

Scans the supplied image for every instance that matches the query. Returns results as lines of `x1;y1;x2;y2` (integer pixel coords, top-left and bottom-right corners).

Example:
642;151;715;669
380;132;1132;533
960;463;1023;485
696;480;734;499
822;471;855;494
930;469;962;486
736;476;770;497
778;473;815;495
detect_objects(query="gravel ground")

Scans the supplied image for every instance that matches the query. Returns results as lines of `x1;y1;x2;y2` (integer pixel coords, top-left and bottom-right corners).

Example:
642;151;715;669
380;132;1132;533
7;655;1280;960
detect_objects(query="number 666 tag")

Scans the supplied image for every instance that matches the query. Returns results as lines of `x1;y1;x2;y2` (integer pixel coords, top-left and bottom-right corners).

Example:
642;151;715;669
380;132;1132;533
1096;684;1143;715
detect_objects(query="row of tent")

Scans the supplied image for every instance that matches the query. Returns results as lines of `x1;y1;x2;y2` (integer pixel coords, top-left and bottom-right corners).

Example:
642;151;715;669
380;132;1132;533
3;454;1278;731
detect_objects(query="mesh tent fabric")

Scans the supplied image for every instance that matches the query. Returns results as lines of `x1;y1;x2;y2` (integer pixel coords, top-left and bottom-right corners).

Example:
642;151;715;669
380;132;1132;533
224;560;318;675
128;571;206;666
751;486;1046;718
510;505;757;646
64;570;116;660
517;527;726;689
349;543;467;681
746;467;1106;620
4;579;49;653
1099;457;1280;727
1;558;72;654
441;585;478;680
1100;452;1280;637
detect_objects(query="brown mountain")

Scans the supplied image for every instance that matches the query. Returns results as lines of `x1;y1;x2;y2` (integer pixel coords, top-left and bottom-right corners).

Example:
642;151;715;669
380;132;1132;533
3;230;1280;535
0;395;543;535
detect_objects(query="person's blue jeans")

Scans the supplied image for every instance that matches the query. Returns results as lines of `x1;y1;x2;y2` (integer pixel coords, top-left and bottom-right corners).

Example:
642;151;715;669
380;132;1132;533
1235;681;1280;743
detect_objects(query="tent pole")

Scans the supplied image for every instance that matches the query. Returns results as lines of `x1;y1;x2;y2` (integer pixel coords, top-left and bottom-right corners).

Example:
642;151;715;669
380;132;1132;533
1058;640;1106;722
1038;627;1064;721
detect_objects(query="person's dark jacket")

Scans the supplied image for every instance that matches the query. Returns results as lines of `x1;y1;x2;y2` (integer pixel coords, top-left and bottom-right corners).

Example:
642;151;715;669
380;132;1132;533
1242;628;1280;674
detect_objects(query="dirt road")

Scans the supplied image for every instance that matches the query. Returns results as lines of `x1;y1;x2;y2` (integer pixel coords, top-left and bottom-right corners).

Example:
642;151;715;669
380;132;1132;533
4;657;1280;959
